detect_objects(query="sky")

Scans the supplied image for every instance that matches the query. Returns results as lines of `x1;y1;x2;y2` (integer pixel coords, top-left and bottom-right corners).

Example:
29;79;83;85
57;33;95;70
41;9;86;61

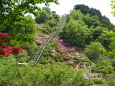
47;0;115;25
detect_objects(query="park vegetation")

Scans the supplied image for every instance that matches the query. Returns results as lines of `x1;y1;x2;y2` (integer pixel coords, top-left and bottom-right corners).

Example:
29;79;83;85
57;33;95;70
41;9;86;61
0;0;115;86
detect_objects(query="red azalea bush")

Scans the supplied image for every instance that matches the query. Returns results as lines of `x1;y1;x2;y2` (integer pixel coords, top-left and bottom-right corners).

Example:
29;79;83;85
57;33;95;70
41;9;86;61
0;33;23;56
0;33;12;39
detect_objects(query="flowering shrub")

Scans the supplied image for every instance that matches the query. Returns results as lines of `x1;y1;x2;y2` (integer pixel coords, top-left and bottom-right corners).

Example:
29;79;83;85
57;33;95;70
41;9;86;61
35;36;46;44
36;36;81;53
35;36;81;60
0;33;23;56
0;33;12;39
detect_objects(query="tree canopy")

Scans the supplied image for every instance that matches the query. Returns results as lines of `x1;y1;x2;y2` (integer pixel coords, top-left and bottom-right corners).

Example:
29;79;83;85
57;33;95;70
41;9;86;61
111;0;115;16
0;0;58;24
74;4;114;30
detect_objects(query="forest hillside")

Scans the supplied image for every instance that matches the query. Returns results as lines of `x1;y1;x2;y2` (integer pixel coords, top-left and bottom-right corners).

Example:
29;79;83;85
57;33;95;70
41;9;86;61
0;0;115;86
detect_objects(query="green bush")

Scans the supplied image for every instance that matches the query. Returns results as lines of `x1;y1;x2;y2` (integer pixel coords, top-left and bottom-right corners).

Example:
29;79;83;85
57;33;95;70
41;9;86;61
0;57;45;85
39;40;62;63
91;78;108;84
21;42;38;57
92;58;113;74
0;57;18;85
109;76;115;86
0;57;88;86
14;51;31;63
43;63;88;86
60;19;92;47
84;42;105;61
12;16;38;44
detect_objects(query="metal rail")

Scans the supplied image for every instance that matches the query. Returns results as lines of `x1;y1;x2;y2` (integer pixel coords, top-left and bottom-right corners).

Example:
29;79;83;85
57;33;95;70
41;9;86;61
34;16;66;63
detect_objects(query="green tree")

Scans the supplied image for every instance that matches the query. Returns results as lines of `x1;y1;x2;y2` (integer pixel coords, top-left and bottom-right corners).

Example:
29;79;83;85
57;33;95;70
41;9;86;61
43;63;88;86
89;8;102;18
92;26;108;40
108;38;115;59
60;19;92;47
74;4;102;18
68;10;84;21
35;7;60;33
109;38;115;50
98;30;115;49
36;10;50;24
111;0;115;16
42;7;51;14
100;16;114;30
11;16;37;44
94;58;113;74
0;0;58;37
0;0;58;24
83;14;100;28
74;4;90;14
74;4;114;30
84;42;105;61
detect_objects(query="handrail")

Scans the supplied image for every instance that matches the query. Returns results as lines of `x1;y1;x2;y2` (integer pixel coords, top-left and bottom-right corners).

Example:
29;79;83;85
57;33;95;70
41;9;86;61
34;16;66;63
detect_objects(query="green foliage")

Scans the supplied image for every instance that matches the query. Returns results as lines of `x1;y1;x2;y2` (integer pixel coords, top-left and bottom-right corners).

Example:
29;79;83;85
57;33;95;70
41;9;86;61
74;4;90;14
93;27;108;41
97;30;115;49
74;4;102;17
0;57;17;85
21;42;38;57
60;9;114;49
69;10;84;20
108;75;115;85
0;14;41;57
45;19;58;33
36;10;50;24
83;14;100;27
39;40;62;64
89;8;102;18
60;19;92;47
100;16;114;30
35;7;60;34
108;38;115;59
12;16;38;43
74;4;114;30
0;57;88;86
0;56;45;85
111;0;115;16
15;52;31;63
0;16;38;45
0;0;58;49
0;0;58;24
92;58;113;74
0;1;115;85
84;42;105;61
109;38;115;50
91;78;108;84
35;7;60;24
41;63;88;86
47;19;58;28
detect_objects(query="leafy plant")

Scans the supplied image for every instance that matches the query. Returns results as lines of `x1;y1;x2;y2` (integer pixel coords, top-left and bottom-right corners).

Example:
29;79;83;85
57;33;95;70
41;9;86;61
84;42;105;61
0;33;23;56
91;78;108;84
